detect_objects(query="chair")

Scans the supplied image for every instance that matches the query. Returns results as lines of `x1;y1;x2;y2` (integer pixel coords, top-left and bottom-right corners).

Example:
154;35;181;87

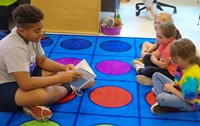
135;0;177;16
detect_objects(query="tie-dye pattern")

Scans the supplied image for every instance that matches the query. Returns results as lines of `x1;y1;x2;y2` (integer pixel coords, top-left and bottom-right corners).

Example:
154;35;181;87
174;64;200;109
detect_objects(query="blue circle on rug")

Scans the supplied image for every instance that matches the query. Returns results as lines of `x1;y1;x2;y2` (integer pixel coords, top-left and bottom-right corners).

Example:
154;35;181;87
60;38;92;50
100;40;131;52
139;41;154;49
0;35;5;40
41;38;53;47
96;60;132;75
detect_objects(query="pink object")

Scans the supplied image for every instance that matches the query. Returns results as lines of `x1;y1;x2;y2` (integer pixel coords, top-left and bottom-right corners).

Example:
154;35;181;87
100;25;121;35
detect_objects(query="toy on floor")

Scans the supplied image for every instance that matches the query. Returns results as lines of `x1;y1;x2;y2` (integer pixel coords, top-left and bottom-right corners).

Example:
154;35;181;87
100;14;122;28
114;14;122;28
100;14;122;35
100;16;114;27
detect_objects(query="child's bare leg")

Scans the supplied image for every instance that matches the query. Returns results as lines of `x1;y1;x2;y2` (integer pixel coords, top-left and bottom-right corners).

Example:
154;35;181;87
42;70;63;86
141;42;153;59
15;85;68;107
81;79;96;89
15;69;71;107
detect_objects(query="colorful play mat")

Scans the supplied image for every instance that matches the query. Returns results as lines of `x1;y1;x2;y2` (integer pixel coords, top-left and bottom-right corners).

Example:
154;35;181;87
0;33;200;126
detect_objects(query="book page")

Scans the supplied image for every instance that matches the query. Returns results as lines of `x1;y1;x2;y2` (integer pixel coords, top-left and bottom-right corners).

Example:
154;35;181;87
75;59;96;76
70;59;96;90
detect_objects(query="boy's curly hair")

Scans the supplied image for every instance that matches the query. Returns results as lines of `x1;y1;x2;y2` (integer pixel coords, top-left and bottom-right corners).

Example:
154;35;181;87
12;4;44;28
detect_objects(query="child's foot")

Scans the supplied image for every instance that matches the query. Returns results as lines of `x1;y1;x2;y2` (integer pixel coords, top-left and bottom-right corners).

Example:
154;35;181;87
151;102;170;114
62;83;83;96
136;75;153;85
132;60;144;73
23;106;52;121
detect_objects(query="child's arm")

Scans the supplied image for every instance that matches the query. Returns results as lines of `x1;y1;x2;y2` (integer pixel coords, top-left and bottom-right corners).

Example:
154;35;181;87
12;55;82;91
36;55;75;72
151;56;170;69
151;49;170;69
164;83;196;104
169;86;195;104
12;70;83;91
150;49;162;66
146;42;159;53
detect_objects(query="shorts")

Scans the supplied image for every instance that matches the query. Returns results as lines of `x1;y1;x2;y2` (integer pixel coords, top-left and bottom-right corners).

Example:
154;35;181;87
0;66;42;112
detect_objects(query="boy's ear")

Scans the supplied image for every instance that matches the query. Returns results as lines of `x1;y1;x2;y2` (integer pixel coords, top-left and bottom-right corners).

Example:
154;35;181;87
18;27;26;35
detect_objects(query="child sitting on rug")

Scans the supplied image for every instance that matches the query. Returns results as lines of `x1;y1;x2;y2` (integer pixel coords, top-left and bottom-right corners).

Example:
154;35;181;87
133;11;181;64
0;4;95;121
133;22;179;85
151;38;200;114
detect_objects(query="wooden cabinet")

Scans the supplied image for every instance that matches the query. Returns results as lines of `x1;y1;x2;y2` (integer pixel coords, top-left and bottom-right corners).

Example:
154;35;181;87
31;0;101;34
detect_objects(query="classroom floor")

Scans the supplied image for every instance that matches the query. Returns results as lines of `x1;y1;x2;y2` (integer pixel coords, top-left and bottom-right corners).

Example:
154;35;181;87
0;0;200;126
101;0;200;48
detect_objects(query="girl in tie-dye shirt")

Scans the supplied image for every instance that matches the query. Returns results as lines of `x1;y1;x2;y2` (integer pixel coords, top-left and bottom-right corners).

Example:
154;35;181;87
151;38;200;114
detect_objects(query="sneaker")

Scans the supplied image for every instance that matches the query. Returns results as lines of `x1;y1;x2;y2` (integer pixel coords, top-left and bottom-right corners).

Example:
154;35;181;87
134;58;144;63
132;60;144;73
146;10;154;20
151;87;155;93
23;106;52;121
136;75;153;85
151;3;157;16
70;85;83;96
151;102;170;114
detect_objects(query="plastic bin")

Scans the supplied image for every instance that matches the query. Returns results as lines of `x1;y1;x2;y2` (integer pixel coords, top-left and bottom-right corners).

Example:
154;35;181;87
100;25;121;35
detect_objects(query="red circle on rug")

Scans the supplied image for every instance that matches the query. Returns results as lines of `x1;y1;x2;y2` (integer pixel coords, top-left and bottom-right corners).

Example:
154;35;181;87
146;91;156;106
56;93;76;104
90;86;132;108
146;91;178;112
96;60;131;75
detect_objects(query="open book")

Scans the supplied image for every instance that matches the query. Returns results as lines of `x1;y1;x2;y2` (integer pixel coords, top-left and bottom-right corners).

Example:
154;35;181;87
69;59;96;90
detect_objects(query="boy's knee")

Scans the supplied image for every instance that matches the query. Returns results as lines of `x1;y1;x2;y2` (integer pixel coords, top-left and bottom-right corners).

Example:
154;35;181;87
34;89;55;103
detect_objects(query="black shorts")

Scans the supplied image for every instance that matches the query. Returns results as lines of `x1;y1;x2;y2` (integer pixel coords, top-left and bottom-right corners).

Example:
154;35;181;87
0;66;42;112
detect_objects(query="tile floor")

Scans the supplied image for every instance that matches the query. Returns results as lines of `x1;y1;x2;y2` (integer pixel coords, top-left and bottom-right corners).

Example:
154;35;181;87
101;0;200;48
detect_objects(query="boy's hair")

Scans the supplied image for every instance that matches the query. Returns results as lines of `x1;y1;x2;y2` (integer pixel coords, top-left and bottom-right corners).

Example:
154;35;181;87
170;38;200;66
12;4;44;28
156;11;173;24
158;22;177;39
156;11;182;39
